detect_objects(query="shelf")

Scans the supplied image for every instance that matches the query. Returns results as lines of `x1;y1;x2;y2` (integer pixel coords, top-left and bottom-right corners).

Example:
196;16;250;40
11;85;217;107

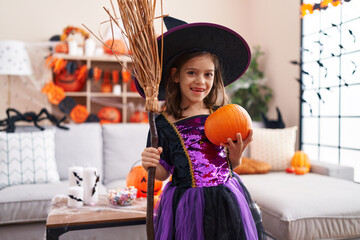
51;53;144;123
53;53;132;63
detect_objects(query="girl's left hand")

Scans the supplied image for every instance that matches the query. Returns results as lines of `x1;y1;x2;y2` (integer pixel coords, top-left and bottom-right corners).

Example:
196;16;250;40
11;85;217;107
220;129;253;168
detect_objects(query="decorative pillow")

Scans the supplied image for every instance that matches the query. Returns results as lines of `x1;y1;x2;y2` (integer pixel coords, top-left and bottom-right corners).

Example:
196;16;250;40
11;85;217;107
234;157;271;175
249;126;297;171
0;129;60;190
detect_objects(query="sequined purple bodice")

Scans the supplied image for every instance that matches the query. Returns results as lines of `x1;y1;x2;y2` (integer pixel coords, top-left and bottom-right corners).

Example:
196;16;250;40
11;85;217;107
174;115;231;187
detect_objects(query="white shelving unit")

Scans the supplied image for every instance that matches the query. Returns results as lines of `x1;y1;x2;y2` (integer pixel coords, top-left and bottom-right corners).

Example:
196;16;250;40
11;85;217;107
52;53;144;123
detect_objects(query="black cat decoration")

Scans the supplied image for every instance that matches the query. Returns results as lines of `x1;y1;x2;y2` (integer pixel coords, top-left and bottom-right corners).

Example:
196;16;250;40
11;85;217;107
261;107;285;129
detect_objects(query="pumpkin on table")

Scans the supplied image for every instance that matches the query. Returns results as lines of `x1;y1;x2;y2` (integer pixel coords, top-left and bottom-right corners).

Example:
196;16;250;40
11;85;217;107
205;104;252;145
126;165;163;198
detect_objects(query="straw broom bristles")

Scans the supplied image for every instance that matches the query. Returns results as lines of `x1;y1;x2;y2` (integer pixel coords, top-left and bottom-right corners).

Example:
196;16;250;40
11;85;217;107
103;0;163;113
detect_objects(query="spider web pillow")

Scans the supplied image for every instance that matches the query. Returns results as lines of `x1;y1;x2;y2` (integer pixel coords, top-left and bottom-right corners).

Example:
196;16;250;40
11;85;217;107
249;126;297;171
0;129;60;189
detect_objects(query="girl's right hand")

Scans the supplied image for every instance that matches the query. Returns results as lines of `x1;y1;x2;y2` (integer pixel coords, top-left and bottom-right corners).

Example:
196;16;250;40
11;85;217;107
141;147;163;171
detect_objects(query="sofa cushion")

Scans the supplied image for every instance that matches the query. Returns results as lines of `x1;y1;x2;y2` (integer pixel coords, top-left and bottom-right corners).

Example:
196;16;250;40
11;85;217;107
55;123;103;181
0;129;60;190
102;123;149;184
249;126;297;171
0;181;107;225
241;172;360;240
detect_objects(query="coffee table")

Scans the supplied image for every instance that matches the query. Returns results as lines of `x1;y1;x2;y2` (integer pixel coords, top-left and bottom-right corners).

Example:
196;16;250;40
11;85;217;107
46;194;146;240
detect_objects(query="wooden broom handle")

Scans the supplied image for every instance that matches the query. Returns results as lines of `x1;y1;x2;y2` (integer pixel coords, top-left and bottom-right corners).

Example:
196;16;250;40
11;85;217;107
147;111;157;240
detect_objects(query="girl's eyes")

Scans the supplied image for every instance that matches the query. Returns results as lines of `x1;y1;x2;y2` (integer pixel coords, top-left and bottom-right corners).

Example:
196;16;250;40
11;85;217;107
205;73;213;77
186;71;213;77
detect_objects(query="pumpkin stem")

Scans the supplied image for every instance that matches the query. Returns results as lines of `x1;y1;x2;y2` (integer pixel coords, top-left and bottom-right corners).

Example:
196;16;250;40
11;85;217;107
146;111;158;240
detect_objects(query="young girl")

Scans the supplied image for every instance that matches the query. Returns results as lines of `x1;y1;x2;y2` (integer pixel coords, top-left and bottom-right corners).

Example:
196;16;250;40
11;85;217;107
139;17;264;240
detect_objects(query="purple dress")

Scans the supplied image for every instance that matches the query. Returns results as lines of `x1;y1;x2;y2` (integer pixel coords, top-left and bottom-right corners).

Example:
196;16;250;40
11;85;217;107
148;114;264;240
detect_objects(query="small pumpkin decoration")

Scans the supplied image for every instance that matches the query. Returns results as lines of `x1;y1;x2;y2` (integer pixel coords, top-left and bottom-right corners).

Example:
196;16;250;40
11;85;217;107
48;84;66;105
130;111;149;123
55;42;68;53
97;107;122;123
126;165;163;198
205;104;252;145
286;151;311;175
103;39;127;55
70;105;89;123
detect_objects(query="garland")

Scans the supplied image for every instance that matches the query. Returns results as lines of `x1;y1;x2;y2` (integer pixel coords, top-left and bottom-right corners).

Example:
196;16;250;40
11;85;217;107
301;0;352;18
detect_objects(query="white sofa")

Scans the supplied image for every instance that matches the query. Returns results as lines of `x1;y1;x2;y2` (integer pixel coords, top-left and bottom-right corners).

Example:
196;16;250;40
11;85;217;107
0;123;150;240
1;122;359;240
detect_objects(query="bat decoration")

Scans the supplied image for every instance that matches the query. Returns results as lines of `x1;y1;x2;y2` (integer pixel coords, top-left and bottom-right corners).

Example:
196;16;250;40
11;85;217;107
348;29;356;43
338;75;349;87
352;61;357;75
302;70;314;84
91;171;100;197
301;98;313;115
72;172;83;186
290;60;300;65
69;195;83;202
317;60;328;78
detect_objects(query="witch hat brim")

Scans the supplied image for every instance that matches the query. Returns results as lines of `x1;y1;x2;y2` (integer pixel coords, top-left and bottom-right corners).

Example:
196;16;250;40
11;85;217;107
135;16;251;101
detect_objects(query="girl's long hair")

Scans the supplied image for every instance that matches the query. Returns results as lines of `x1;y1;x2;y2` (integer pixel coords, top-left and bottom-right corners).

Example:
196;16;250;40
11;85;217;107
163;51;230;120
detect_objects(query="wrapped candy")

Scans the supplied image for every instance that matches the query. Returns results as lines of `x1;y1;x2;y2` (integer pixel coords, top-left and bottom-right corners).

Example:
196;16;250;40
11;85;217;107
108;186;138;206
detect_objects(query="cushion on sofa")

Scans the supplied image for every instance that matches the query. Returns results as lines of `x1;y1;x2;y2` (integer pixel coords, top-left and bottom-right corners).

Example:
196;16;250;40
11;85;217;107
241;172;360;240
0;129;60;190
249;126;297;171
0;181;107;225
55;123;103;181
102;123;149;184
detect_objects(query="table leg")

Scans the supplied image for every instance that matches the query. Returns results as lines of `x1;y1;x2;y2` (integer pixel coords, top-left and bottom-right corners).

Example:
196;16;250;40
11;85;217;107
46;227;68;240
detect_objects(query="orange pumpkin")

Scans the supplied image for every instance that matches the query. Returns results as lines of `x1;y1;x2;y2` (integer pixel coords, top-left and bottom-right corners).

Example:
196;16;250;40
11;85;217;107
54;70;86;92
205;104;252;145
291;151;311;169
103;39;127;55
126;165;163;198
97;107;122;123
130;111;149;123
70;105;89;123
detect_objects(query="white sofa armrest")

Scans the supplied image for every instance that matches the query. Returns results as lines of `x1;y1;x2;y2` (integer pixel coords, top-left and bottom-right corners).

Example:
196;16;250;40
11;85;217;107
310;161;354;181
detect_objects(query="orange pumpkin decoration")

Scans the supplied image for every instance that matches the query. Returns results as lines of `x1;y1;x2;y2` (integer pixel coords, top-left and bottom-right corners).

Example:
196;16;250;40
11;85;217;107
97;107;122;123
204;104;252;145
54;70;86;92
54;43;68;53
291;151;311;169
130;111;149;123
126;165;163;198
48;86;66;105
286;151;311;175
70;105;89;123
103;39;127;55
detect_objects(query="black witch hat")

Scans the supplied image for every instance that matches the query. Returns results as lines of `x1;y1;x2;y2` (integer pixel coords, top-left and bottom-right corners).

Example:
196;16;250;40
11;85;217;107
135;16;251;101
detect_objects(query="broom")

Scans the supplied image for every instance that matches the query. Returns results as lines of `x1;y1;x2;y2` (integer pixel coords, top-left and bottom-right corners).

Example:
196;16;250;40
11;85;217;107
100;0;164;239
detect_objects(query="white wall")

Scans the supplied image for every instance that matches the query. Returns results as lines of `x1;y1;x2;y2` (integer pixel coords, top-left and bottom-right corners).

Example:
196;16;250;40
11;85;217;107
0;0;300;143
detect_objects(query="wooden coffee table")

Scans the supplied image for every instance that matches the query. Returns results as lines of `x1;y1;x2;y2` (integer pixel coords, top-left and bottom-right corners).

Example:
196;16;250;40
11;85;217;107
46;194;146;240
